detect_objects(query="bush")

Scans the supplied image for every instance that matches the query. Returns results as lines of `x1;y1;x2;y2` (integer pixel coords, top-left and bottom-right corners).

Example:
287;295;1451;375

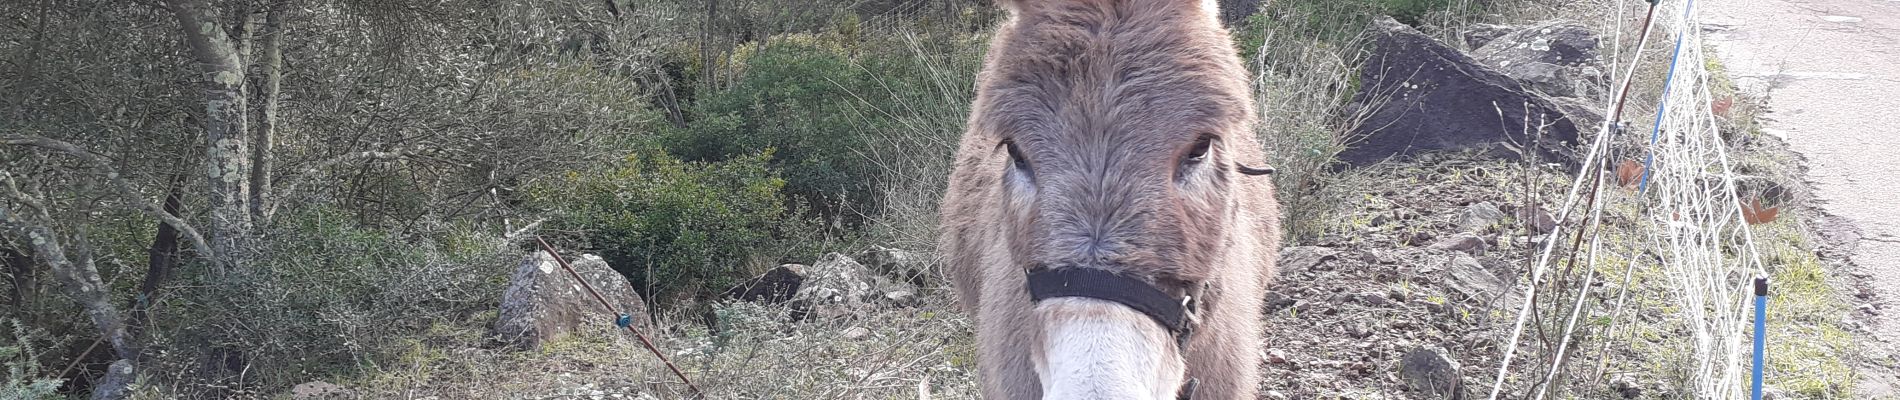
1;319;61;400
663;38;920;226
145;211;514;394
532;147;811;304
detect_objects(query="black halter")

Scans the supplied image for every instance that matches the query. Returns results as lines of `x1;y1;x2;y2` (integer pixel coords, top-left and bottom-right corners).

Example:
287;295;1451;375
1025;266;1203;399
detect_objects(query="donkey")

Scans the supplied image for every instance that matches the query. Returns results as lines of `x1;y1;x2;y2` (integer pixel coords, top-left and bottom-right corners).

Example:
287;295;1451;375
939;0;1281;398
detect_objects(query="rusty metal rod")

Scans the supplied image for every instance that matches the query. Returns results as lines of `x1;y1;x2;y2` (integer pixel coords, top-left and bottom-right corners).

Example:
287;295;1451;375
535;237;704;398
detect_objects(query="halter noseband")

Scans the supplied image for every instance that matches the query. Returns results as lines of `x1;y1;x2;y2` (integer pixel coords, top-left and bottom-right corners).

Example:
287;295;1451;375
1024;266;1204;399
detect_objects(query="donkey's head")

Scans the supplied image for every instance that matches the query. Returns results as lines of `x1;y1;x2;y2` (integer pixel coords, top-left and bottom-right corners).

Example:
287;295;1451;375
966;0;1259;397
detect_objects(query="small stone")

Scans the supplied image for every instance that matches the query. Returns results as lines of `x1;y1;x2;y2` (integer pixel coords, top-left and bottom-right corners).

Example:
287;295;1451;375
1266;349;1290;364
1354;249;1384;264
842;326;872;340
882;289;919;307
1445;254;1508;301
855;245;932;285
1347;321;1374;338
1430;233;1488;254
1357;292;1396;308
1611;377;1643;398
1264;291;1298;312
1279;246;1340;274
1517;204;1558;234
1265;389;1290;400
1459;202;1508;232
1400;346;1463;398
290;381;352;399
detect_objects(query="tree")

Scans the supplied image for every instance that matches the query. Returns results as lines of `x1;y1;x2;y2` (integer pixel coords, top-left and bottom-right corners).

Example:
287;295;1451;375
166;0;254;273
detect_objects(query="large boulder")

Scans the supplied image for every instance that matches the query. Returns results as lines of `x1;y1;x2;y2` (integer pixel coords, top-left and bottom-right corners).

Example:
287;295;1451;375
494;252;649;349
1460;23;1518;49
1344;17;1591;167
1471;21;1605;99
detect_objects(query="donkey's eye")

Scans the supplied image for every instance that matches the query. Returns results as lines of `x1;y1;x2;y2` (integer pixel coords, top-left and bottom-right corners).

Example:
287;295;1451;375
1004;139;1031;172
1183;136;1214;165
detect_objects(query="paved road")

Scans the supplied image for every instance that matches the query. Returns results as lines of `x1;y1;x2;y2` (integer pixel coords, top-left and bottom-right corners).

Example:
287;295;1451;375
1703;0;1900;395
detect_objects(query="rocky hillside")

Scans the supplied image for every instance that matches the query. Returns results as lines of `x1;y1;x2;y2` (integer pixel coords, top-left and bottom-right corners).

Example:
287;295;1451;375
264;13;1858;400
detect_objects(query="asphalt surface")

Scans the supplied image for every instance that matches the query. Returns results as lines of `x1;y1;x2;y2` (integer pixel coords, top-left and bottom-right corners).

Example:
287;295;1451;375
1703;0;1900;395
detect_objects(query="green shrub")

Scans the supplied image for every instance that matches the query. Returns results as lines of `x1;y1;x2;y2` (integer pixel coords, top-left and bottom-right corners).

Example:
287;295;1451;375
533;147;809;303
1;319;61;400
663;39;920;226
147;210;513;392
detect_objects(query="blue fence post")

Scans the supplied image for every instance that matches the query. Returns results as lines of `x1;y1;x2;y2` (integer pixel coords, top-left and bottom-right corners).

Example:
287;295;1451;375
1752;277;1769;400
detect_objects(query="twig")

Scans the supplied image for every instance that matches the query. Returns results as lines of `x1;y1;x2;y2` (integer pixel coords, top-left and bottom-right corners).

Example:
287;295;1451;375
265;149;405;219
1;135;216;261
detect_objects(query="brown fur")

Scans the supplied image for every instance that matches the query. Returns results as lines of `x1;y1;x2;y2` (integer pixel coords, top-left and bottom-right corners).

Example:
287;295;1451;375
939;0;1281;398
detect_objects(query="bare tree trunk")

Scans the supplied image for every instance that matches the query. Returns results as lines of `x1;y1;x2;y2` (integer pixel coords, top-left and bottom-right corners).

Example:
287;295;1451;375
251;5;284;223
168;0;253;271
127;179;184;344
0;176;135;400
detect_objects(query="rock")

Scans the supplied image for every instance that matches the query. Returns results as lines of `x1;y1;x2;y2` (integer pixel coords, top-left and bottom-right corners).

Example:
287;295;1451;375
841;326;872;340
1549;96;1607;137
1347;321;1374;338
856;245;932;286
1462;23;1517;49
1264;291;1298;312
799;253;879;305
1344;17;1588;167
881;289;919;307
1610;377;1643;399
1356;291;1397;308
1266;348;1290;364
1444;254;1508;301
1400;346;1464;399
1459;202;1508;232
725;264;807;304
495;252;649;349
1430;233;1488;254
1279;246;1340;274
1472;21;1605;98
1265;390;1290;400
1762;386;1788;400
1516;204;1559;234
793;253;914;319
291;381;352;399
1369;212;1392;227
